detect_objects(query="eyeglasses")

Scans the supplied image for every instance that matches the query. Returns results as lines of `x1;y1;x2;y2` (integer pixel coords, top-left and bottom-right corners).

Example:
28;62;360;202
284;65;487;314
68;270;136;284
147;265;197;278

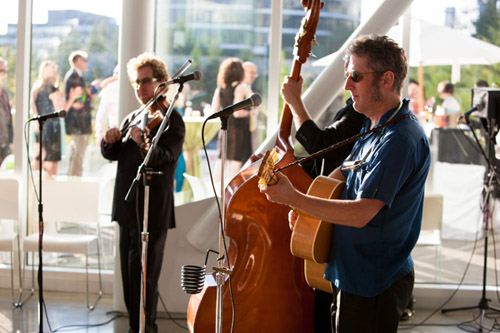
131;77;159;89
344;70;379;83
0;69;6;73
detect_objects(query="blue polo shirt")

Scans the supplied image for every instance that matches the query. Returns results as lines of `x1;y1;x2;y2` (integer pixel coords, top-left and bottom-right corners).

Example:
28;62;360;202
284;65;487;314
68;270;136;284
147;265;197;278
324;98;431;297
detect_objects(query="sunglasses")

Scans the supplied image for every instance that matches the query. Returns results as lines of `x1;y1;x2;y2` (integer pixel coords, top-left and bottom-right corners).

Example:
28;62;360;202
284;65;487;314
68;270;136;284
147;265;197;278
131;77;159;89
344;70;379;83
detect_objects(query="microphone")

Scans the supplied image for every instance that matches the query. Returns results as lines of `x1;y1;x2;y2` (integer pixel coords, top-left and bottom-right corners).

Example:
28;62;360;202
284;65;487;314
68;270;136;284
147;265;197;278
459;105;480;120
207;93;262;119
31;109;67;121
160;71;203;87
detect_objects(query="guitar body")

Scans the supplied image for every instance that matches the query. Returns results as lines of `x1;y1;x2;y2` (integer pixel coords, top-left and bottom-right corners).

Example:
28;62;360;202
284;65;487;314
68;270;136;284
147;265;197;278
290;176;345;293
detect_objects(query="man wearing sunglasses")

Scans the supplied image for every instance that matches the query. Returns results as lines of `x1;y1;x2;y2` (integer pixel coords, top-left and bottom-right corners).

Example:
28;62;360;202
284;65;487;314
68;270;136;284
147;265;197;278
261;34;430;333
101;52;185;333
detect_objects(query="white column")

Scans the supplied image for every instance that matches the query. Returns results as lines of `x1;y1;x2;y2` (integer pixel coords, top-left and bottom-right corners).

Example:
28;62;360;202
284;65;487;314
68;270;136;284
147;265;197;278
266;0;283;140
117;0;156;123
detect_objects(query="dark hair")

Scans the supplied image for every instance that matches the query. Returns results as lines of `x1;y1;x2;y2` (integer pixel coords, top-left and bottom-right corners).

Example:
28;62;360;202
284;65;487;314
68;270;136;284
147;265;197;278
346;34;408;94
476;79;489;88
438;81;454;94
217;58;244;89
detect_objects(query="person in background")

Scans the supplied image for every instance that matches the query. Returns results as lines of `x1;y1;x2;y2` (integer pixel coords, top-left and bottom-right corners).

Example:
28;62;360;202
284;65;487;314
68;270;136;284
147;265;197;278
64;50;93;176
261;34;431;332
212;57;251;182
31;60;82;176
242;61;263;152
0;57;13;166
475;79;489;88
437;80;461;127
95;65;119;144
101;52;185;333
408;78;420;115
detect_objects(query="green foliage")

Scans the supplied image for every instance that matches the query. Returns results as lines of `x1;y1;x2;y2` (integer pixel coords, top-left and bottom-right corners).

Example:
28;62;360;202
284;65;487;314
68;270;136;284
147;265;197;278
474;0;499;43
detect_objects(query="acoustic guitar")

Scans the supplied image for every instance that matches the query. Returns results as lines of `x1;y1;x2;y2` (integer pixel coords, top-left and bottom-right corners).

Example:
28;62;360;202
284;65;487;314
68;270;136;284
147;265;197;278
258;149;345;293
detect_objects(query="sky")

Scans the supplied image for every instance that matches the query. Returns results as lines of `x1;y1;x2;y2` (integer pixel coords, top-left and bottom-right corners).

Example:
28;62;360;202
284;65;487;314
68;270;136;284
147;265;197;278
0;0;121;33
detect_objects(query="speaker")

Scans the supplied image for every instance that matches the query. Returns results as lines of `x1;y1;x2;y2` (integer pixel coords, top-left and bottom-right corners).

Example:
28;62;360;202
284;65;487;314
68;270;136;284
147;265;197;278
430;127;484;165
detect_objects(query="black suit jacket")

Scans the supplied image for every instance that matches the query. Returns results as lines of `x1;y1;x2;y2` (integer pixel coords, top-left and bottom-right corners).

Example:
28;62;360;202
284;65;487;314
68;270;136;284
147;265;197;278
101;107;185;231
296;98;366;177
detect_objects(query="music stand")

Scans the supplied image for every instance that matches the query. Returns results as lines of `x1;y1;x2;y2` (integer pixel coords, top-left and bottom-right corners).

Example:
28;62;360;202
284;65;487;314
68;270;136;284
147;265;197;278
442;97;500;330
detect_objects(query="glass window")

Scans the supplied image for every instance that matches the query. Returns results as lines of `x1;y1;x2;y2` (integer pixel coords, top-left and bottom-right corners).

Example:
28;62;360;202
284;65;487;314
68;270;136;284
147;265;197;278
0;1;18;273
155;0;360;202
0;2;17;174
22;0;121;273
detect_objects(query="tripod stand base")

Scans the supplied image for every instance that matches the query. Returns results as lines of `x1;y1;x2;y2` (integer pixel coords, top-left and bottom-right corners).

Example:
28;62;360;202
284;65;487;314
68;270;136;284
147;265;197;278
442;297;500;314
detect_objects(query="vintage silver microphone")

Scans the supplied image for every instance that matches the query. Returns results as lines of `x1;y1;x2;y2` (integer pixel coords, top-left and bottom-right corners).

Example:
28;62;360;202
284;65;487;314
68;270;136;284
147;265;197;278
181;249;218;294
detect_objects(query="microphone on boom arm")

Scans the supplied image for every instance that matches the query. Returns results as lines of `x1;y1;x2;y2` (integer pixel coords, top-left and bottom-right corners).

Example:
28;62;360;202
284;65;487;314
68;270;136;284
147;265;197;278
159;71;203;87
207;93;262;120
30;109;67;122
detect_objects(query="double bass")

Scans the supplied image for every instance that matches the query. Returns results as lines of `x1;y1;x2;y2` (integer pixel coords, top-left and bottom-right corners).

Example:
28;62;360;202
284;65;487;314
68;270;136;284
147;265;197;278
187;1;324;331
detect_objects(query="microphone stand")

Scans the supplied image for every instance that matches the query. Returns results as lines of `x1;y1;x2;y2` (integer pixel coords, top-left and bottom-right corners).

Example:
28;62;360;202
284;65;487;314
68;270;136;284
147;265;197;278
442;116;500;331
214;115;232;333
35;118;46;332
124;82;184;333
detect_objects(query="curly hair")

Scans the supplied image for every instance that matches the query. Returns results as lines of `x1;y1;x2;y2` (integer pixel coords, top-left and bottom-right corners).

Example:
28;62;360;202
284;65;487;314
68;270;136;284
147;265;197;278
346;34;408;94
127;52;169;82
216;58;244;89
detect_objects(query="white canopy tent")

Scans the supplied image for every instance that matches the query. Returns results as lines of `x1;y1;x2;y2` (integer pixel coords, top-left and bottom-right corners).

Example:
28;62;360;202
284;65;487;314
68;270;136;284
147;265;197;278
314;18;500;84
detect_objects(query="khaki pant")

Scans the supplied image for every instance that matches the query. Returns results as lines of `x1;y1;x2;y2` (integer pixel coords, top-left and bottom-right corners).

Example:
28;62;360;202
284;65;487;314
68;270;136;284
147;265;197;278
68;134;89;176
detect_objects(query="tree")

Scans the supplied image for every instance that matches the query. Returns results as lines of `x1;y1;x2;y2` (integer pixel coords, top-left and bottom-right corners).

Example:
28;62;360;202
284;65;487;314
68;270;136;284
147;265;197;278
474;0;499;44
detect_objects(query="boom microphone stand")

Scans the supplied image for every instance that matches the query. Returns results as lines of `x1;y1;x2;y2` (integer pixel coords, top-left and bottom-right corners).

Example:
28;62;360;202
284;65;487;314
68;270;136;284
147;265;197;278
124;82;184;333
442;116;500;331
214;115;233;333
33;118;46;332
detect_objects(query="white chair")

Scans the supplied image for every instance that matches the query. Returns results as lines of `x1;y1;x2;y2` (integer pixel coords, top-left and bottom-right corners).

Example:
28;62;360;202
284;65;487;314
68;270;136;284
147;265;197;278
0;177;23;305
183;173;213;201
416;193;444;279
97;164;117;270
0;154;14;172
23;178;103;310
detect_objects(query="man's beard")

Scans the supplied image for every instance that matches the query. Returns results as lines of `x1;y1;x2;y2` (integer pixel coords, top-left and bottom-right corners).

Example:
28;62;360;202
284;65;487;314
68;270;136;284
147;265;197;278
371;83;383;102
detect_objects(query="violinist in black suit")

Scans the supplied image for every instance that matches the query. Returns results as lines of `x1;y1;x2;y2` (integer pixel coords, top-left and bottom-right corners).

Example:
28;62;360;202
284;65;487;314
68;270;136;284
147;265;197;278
101;52;185;333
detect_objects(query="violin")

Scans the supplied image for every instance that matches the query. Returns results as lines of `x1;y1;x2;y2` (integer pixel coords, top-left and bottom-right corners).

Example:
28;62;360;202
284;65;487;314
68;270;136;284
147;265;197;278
122;95;169;141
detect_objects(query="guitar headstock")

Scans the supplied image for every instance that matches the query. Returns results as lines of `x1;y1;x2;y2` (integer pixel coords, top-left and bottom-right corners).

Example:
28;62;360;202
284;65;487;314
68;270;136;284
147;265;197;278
257;149;280;190
294;0;324;64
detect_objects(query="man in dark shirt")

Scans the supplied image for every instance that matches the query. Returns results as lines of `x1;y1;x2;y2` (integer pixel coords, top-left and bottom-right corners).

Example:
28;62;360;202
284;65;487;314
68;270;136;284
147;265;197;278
64;50;92;176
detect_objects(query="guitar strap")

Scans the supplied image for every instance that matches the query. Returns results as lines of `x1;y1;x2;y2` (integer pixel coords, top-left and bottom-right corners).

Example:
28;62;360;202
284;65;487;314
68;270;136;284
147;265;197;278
275;114;413;173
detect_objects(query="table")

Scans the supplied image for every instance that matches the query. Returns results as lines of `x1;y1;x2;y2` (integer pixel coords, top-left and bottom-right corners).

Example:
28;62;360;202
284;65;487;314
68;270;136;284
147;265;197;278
183;117;220;178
